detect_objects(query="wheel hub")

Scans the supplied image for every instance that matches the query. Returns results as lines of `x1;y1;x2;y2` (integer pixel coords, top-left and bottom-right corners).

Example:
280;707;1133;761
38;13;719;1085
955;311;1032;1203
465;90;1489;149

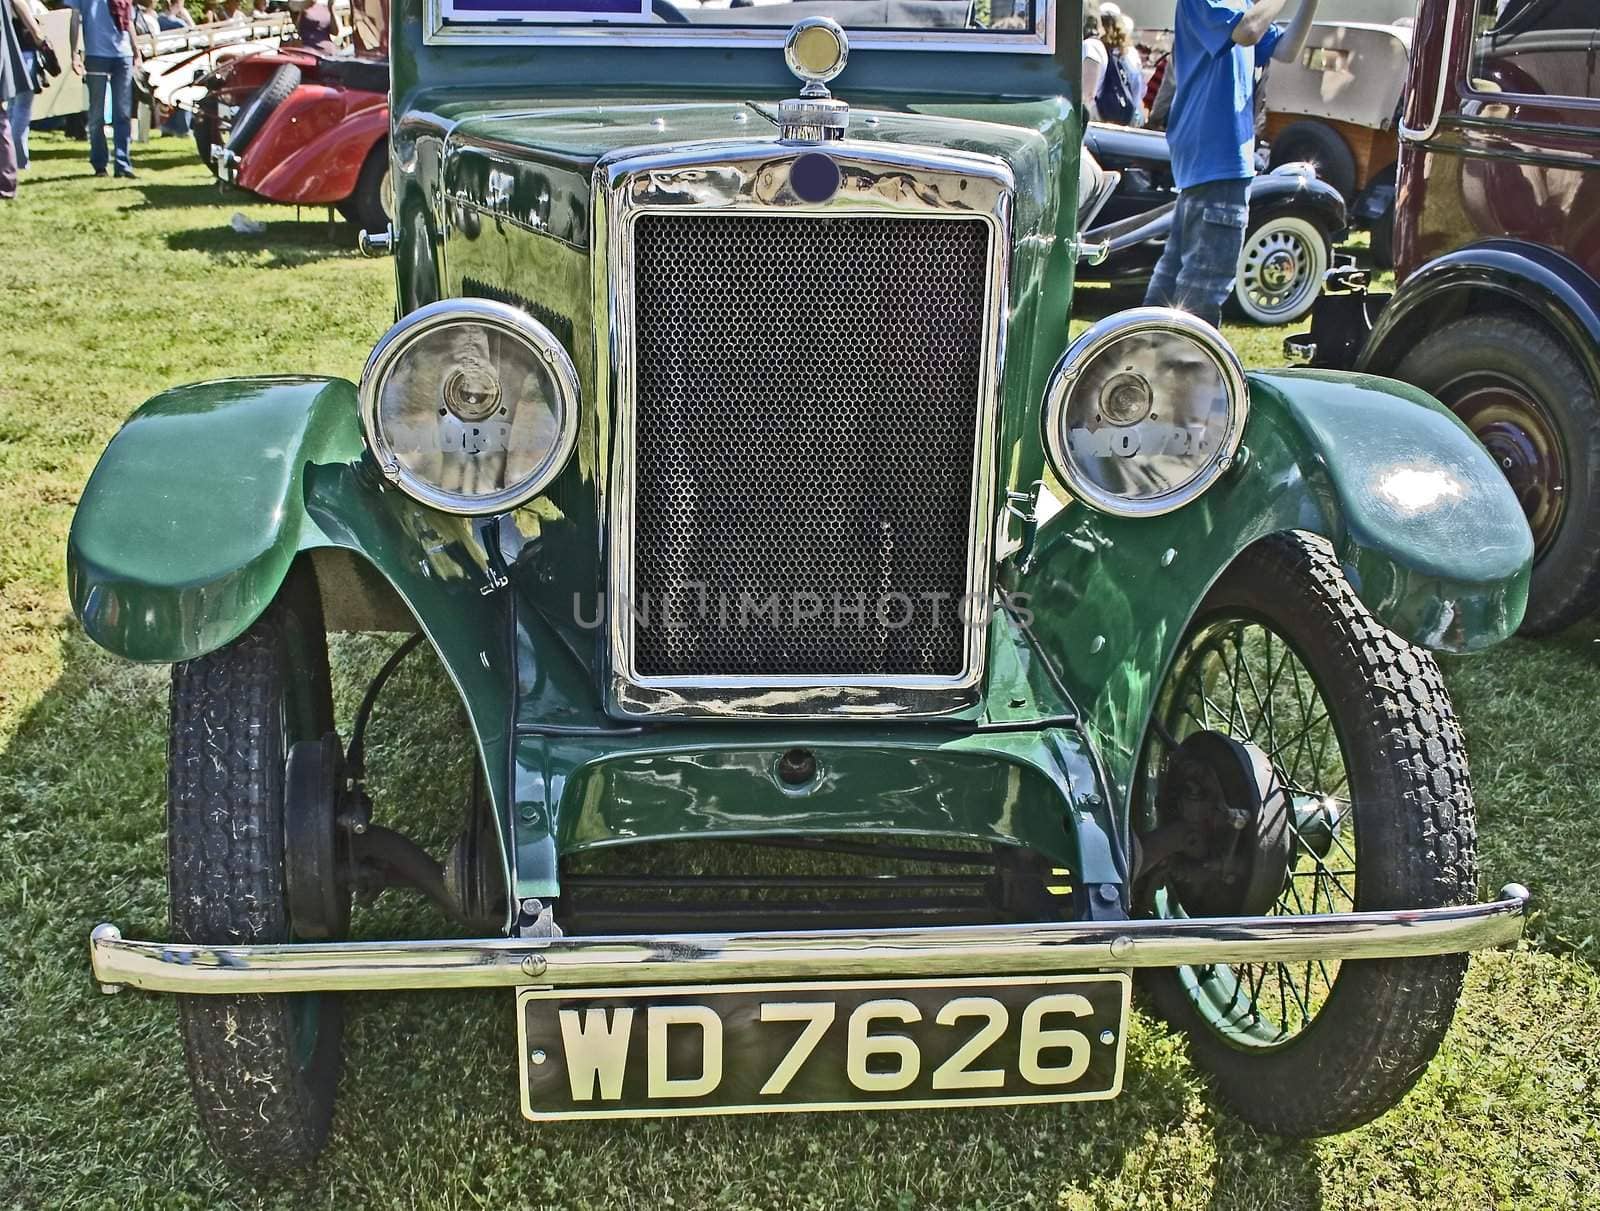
1451;382;1567;553
1155;731;1292;918
1260;249;1298;292
284;734;354;940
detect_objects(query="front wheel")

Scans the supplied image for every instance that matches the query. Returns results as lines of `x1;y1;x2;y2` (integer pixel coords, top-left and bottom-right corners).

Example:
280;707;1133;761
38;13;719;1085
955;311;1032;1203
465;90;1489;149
338;142;391;234
1135;532;1477;1136
168;571;345;1173
1229;212;1328;325
1394;314;1600;635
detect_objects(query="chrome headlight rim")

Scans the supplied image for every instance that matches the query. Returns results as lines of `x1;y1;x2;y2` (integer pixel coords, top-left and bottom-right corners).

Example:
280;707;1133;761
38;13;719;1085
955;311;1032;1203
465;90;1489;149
358;298;581;517
1042;306;1249;519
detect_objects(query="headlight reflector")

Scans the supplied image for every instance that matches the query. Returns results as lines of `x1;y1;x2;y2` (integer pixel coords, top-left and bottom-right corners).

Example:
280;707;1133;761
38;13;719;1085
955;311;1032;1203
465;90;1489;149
1042;308;1248;517
359;299;579;515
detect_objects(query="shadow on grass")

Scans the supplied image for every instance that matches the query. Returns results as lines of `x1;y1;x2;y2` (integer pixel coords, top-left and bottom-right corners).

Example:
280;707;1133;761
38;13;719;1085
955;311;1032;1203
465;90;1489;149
165;218;364;268
0;625;1334;1207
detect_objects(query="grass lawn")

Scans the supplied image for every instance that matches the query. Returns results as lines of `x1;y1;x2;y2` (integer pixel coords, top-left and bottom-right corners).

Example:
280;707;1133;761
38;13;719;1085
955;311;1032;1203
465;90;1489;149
2;132;1598;1210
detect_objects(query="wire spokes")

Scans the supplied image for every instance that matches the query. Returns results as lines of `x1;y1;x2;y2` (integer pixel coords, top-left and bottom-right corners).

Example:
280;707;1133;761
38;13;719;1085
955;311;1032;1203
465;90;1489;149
1154;618;1357;1047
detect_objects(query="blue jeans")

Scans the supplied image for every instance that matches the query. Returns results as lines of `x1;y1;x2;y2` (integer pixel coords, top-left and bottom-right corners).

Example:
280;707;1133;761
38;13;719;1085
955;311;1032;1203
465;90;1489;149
84;54;134;175
1143;176;1250;329
9;51;35;170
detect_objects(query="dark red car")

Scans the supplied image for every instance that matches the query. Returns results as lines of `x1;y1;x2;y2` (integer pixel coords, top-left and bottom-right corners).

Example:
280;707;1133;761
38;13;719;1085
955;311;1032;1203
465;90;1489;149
197;44;389;233
1294;0;1600;635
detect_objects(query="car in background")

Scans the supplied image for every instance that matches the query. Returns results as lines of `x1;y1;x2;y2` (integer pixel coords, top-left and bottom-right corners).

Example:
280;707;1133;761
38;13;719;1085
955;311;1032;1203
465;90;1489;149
194;0;388;229
1291;0;1600;635
1262;19;1410;265
203;48;390;231
1077;122;1346;325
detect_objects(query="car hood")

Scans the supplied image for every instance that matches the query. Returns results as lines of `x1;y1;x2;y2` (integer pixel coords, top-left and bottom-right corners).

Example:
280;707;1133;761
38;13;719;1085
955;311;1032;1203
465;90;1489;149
426;95;1073;251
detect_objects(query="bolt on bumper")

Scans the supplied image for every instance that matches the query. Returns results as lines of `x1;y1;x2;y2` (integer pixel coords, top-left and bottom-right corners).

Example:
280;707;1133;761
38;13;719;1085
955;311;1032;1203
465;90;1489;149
88;885;1531;995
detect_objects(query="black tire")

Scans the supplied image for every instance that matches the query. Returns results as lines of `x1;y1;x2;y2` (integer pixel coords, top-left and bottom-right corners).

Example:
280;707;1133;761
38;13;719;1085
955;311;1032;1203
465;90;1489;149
337;141;390;232
193;104;219;176
224;63;302;157
169;571;344;1173
1394;314;1600;635
1268;121;1358;202
1137;532;1477;1136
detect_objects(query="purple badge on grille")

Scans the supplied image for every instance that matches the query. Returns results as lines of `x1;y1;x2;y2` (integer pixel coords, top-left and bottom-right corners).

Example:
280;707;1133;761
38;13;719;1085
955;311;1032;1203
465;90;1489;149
790;154;841;204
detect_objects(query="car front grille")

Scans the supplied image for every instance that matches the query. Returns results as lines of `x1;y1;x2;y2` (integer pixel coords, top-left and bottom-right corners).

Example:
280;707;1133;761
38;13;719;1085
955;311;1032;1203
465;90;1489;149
627;211;992;679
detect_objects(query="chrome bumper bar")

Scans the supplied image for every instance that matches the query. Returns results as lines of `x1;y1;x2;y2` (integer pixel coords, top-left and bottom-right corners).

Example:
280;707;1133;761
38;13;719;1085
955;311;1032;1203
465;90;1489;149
90;885;1529;995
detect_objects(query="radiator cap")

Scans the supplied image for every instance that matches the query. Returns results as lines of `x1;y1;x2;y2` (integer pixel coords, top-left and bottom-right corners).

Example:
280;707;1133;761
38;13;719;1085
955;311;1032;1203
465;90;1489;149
779;18;849;143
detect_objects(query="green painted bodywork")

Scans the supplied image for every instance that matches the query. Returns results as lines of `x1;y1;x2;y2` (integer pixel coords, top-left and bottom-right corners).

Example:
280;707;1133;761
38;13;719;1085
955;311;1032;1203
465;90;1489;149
65;7;1534;917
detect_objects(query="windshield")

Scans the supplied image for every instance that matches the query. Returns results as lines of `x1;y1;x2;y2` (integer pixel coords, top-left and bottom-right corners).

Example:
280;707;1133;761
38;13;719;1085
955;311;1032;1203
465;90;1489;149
435;0;1051;46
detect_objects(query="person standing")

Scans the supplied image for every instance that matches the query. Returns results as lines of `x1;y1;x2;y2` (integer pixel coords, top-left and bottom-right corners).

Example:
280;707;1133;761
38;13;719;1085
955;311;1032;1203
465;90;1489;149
1082;12;1107;121
0;0;25;198
6;0;51;175
1095;10;1144;126
1142;0;1319;326
287;0;340;53
68;0;140;178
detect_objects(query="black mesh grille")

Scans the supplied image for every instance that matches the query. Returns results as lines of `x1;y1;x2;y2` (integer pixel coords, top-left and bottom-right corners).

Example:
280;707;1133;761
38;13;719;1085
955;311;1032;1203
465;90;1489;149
629;212;990;678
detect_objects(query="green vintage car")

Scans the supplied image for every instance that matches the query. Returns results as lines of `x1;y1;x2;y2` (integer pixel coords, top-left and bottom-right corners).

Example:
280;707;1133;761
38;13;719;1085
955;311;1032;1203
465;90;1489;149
73;0;1535;1174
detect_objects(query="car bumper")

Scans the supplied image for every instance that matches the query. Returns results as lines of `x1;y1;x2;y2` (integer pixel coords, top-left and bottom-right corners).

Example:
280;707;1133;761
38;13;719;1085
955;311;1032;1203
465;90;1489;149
89;884;1530;995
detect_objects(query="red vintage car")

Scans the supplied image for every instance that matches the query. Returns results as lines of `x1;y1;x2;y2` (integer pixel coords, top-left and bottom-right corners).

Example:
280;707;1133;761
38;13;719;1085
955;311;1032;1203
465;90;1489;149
197;42;389;233
1294;0;1600;637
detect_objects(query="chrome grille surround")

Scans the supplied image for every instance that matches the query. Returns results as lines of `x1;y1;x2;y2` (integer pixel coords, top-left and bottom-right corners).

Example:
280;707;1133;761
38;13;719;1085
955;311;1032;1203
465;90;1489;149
599;141;1013;720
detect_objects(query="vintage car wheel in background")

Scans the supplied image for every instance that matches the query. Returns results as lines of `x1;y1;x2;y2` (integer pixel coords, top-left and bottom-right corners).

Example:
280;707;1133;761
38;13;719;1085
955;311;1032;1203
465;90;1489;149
1135;532;1477;1136
1230;213;1328;326
1266;120;1357;202
193;99;220;177
338;142;392;234
223;63;303;159
167;571;345;1173
1395;315;1600;635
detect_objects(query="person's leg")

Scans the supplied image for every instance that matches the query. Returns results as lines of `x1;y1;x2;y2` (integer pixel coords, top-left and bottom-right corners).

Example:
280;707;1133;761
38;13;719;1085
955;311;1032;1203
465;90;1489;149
0;102;16;199
1143;191;1192;311
1166;177;1250;329
84;58;111;173
12;52;35;170
110;56;134;175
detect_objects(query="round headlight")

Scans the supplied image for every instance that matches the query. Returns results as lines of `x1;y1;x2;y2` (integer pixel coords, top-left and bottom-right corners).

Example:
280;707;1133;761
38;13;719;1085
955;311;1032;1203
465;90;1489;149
1042;308;1247;517
359;299;579;516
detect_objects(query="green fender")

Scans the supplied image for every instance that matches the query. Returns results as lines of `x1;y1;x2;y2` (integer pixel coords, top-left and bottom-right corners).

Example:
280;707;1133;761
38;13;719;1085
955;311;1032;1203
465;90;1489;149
1015;368;1534;812
68;377;521;916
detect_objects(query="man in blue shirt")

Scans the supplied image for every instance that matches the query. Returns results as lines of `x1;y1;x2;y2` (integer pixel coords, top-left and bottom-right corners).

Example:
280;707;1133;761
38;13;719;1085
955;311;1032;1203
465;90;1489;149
68;0;140;178
1143;0;1319;326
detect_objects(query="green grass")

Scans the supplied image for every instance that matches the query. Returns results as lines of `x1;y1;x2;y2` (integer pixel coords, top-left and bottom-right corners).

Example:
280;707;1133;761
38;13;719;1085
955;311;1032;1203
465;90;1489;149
2;133;1599;1209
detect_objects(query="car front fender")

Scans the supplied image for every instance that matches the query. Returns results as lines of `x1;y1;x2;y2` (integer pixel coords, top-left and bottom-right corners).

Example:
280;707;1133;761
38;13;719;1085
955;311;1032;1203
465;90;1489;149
1359;239;1600;392
1247;167;1348;234
238;89;387;205
69;376;521;912
1016;368;1532;802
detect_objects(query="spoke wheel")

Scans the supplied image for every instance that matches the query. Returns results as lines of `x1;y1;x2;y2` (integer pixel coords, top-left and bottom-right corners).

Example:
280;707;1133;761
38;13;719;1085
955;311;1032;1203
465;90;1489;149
1135;532;1478;1136
1232;214;1327;325
1149;616;1356;1049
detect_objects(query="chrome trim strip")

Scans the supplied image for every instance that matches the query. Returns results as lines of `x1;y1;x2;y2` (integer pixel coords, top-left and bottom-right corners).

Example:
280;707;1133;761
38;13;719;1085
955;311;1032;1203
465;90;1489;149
89;884;1530;994
1398;0;1458;143
598;140;1014;720
1041;307;1249;520
423;0;1056;54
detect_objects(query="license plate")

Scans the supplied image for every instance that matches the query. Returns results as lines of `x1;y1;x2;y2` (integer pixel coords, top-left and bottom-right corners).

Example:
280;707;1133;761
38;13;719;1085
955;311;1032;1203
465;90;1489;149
517;974;1130;1121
